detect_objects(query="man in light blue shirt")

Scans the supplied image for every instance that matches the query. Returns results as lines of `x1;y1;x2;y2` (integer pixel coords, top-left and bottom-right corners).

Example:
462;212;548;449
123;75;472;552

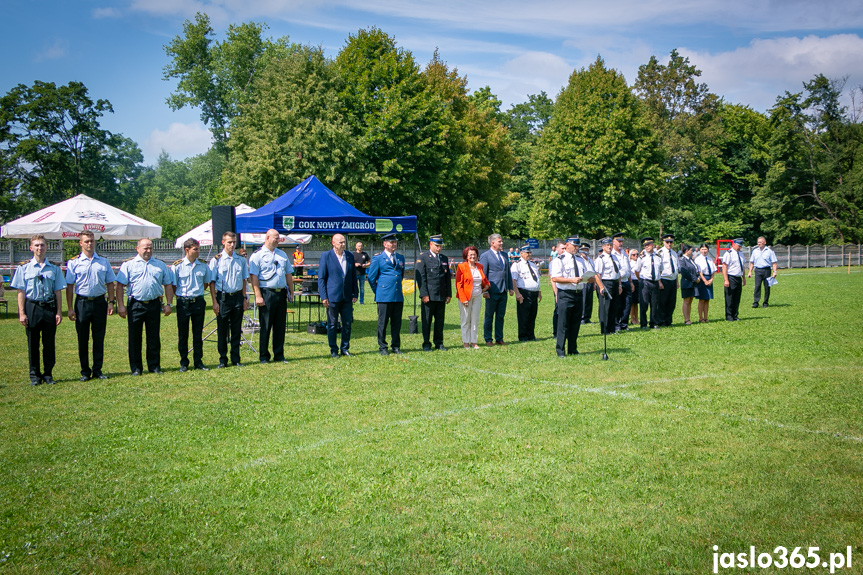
116;238;174;375
172;238;212;372
249;229;294;363
209;231;250;368
12;234;66;385
748;236;778;308
65;230;116;381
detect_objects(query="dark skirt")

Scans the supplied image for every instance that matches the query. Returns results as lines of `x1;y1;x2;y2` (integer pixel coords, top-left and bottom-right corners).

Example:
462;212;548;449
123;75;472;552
694;280;714;300
681;287;695;299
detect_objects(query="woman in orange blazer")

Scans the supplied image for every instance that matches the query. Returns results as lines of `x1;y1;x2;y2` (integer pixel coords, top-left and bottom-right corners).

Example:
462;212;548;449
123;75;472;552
455;245;490;348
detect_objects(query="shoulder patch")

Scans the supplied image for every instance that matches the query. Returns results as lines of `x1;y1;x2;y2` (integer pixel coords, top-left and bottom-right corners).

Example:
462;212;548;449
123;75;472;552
213;253;222;260
197;258;207;264
19;260;29;265
173;259;183;266
123;256;135;262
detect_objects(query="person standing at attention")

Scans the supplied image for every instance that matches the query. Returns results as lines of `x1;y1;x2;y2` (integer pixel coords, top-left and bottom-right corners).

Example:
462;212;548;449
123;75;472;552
479;233;514;346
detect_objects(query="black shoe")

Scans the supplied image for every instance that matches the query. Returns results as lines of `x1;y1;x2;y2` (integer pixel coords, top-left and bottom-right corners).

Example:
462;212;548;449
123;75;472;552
340;351;353;357
422;346;432;352
30;379;42;386
752;303;759;308
331;352;340;359
232;362;243;367
94;373;108;380
151;368;163;374
762;303;769;308
380;349;389;356
218;362;228;369
131;370;142;376
652;326;661;330
179;365;188;373
281;359;290;364
80;375;91;382
195;365;209;371
259;359;270;364
568;351;579;356
436;345;448;351
43;375;56;385
392;348;403;354
557;352;566;358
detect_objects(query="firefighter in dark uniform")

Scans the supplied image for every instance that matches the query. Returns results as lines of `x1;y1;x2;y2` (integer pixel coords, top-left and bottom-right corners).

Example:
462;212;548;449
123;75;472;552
414;234;452;351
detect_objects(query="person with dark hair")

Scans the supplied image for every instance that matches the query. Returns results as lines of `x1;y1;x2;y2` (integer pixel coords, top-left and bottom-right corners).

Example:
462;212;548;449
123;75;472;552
678;243;699;325
209;231;249;367
116;238;174;375
12;234;65;385
352;241;371;304
721;238;747;321
455;245;489;348
694;243;715;323
171;238;212;371
65;230;116;381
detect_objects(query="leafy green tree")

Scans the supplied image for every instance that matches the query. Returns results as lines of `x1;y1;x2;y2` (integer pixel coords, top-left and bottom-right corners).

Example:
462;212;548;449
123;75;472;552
499;91;553;238
135;148;225;241
163;12;290;158
221;45;355;207
531;57;662;239
0;80;143;220
753;75;863;243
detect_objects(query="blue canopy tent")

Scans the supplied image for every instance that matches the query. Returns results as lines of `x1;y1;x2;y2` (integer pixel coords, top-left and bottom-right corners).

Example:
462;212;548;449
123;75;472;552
235;175;417;235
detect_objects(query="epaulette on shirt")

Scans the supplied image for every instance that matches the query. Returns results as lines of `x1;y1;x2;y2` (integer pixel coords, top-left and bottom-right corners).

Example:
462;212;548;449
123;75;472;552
173;259;183;266
19;260;29;265
213;253;222;260
198;258;207;264
123;256;135;262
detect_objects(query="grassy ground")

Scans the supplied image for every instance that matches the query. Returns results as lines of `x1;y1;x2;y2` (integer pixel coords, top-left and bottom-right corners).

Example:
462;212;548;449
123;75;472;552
1;268;862;574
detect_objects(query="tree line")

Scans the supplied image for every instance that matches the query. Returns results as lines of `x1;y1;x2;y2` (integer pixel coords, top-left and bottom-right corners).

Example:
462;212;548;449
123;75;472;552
2;13;861;244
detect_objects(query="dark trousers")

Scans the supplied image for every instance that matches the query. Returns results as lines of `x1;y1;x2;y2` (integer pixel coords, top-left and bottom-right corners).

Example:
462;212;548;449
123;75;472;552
259;288;287;362
725;276;743;320
127;298;162;373
216;292;245;365
556;289;583;356
377;301;403;351
599;279;619;335
616;281;633;329
582;283;594;322
516;290;539;341
483;292;508;343
327;299;353;354
753;268;771;304
176;296;206;368
552;299;559;337
358;274;366;304
421;299;446;348
75;296;108;377
640;280;660;328
658;279;677;326
25;300;57;382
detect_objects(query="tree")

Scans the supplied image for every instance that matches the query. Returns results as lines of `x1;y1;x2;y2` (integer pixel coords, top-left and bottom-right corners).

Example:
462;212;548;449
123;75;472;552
531;57;662;239
221;45;355;207
163;12;290;159
0;80;143;220
753;75;863;243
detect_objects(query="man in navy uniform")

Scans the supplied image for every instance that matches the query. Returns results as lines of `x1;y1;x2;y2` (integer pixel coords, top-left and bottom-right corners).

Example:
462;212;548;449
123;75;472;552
172;238;212;372
612;233;634;332
209;231;250;368
415;234;452;351
633;237;661;329
549;236;584;357
116;238;174;376
318;233;359;358
12;234;66;385
479;233;513;346
367;233;405;355
594;237;622;336
511;244;542;341
657;233;680;327
580;242;595;324
65;230;116;381
249;229;294;364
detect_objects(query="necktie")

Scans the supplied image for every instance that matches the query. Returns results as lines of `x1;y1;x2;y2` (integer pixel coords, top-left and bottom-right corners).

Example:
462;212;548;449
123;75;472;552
737;251;743;274
610;254;619;274
651;254;657;280
669;252;675;274
705;258;711;275
527;262;537;282
499;251;506;269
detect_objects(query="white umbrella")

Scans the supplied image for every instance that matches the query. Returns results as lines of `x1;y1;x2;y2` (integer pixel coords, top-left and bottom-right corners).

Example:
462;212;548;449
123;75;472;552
174;204;311;248
0;194;162;240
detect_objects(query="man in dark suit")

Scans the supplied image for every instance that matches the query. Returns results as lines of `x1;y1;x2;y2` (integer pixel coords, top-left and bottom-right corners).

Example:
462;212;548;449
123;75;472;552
478;233;514;346
367;233;406;355
414;234;452;351
318;233;359;358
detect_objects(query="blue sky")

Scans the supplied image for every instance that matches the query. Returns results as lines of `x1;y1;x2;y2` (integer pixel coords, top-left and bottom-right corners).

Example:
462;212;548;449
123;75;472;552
3;0;862;165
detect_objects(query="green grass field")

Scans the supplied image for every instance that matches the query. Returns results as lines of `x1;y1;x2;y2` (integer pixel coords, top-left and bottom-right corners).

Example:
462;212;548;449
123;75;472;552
1;268;862;574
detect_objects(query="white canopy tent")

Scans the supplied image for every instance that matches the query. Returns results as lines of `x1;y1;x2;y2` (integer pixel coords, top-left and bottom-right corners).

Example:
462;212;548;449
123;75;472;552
174;204;311;248
0;194;162;240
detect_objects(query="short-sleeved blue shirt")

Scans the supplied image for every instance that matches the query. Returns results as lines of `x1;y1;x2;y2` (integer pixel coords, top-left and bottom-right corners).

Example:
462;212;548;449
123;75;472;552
208;251;249;293
172;257;211;297
249;246;292;289
65;252;116;297
12;258;66;301
116;255;173;301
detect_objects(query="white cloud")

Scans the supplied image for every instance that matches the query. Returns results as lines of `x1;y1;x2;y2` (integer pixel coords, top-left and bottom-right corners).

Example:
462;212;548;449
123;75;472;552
144;122;213;164
92;7;121;18
680;34;863;111
35;38;68;62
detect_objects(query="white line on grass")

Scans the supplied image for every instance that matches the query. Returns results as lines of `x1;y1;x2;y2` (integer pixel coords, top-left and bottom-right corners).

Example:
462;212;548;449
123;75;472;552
407;356;863;444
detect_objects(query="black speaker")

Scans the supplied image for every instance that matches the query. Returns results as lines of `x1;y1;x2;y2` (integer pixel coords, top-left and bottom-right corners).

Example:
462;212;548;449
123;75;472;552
211;206;236;246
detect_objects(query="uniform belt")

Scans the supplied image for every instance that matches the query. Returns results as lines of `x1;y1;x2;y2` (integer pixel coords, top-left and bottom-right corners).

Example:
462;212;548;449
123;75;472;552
262;287;285;292
28;299;56;307
218;290;243;297
76;294;105;301
756;266;771;269
131;297;162;304
176;295;203;303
